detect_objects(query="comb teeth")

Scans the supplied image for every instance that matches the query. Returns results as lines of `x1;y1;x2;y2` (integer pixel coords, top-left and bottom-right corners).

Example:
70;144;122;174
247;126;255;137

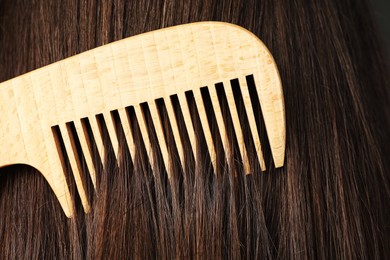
51;75;270;212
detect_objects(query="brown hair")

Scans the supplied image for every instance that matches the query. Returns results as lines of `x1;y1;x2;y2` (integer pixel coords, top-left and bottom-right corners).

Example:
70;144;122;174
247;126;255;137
1;0;389;259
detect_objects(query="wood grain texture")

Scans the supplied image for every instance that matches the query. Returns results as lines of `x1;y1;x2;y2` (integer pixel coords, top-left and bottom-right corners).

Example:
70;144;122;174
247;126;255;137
0;22;285;217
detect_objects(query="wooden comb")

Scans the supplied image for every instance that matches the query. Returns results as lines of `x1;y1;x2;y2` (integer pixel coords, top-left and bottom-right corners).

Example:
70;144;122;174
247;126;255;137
0;22;285;217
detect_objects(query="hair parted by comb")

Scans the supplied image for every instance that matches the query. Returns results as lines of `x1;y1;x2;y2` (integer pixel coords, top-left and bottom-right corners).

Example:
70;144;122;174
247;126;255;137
0;0;389;259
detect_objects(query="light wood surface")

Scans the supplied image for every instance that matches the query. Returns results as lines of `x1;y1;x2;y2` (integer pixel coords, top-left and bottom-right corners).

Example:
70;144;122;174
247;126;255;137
0;22;285;217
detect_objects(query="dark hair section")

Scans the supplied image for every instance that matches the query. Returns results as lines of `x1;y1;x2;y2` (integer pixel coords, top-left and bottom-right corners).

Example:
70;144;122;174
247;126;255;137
1;0;389;259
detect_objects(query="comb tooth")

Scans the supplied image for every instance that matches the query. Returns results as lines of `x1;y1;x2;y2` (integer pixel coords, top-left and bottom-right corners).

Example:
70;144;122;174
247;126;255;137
149;101;171;176
251;74;285;168
239;77;266;171
74;120;97;188
164;97;185;169
193;88;217;173
59;124;90;212
89;116;105;167
222;80;251;174
117;108;136;161
50;126;74;217
134;104;156;171
103;111;120;160
207;85;232;170
177;93;197;162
